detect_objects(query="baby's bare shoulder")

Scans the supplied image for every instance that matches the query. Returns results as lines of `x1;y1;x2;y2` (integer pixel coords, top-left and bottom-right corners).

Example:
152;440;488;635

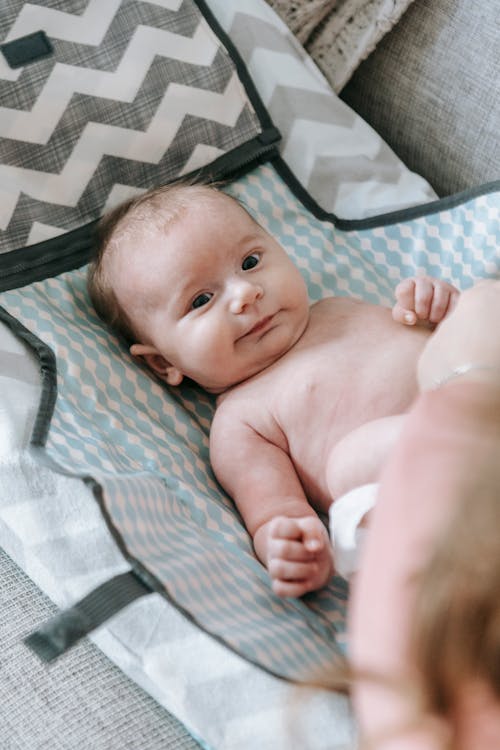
213;382;267;435
211;380;286;455
210;390;273;479
213;388;256;428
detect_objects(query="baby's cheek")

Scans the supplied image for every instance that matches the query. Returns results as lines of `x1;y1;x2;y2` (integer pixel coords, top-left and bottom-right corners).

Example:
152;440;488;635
193;326;237;377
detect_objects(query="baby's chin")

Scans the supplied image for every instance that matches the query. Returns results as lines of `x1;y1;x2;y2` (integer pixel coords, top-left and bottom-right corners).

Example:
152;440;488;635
203;360;272;395
208;320;309;393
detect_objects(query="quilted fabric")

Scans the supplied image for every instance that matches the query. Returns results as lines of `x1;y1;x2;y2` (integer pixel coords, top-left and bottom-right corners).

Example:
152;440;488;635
1;162;499;680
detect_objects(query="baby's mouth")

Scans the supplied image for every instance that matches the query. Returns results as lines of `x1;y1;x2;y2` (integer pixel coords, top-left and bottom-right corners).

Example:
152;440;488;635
240;314;275;339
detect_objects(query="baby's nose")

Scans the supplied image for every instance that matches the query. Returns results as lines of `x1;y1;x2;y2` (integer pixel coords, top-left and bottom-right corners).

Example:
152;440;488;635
229;280;263;313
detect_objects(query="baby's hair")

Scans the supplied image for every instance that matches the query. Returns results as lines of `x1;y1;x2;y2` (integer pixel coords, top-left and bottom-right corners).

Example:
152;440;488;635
88;179;246;343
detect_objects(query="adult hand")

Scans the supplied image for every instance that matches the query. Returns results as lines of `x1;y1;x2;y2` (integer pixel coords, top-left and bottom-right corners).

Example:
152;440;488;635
417;280;500;390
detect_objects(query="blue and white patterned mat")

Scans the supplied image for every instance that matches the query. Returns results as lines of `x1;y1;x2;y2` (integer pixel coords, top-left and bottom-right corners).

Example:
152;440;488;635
1;162;499;681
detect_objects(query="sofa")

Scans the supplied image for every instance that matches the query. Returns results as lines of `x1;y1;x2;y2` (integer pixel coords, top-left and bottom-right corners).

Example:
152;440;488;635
340;0;500;196
1;1;497;748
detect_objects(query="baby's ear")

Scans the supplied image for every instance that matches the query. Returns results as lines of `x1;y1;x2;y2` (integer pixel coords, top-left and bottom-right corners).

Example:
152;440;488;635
129;343;184;386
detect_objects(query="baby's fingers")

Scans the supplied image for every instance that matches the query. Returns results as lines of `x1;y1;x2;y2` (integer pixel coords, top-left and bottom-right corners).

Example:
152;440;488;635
393;279;418;325
268;516;307;542
268;538;318;563
296;516;327;552
268;558;317;583
392;302;417;325
428;282;459;324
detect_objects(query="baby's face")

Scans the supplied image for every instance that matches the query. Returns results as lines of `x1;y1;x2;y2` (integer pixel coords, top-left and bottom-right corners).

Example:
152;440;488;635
112;192;310;392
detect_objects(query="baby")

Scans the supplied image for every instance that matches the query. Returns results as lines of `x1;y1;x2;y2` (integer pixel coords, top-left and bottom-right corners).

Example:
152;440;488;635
88;182;459;597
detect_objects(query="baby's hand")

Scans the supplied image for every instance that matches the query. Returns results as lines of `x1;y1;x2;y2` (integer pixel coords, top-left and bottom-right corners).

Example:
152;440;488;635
265;516;334;598
392;276;459;327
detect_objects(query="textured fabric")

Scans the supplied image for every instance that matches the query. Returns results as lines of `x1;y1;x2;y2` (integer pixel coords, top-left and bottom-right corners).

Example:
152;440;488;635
265;0;415;91
0;0;267;254
264;0;337;44
0;547;201;750
208;0;436;219
340;0;500;196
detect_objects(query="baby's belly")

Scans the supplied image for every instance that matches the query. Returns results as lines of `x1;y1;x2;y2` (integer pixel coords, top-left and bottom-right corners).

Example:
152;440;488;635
278;351;421;506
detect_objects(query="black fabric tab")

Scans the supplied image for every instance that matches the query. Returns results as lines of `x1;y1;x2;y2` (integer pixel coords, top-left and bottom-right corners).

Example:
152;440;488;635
1;30;53;69
24;571;152;662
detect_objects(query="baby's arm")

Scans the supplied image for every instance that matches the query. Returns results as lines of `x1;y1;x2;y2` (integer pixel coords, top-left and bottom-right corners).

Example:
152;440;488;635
392;276;459;327
210;406;333;598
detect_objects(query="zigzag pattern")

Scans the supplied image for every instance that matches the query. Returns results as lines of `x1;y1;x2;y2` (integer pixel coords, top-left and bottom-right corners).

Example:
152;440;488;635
0;2;200;108
1;71;251;206
2;52;234;170
4;108;258;248
0;0;261;252
1;25;220;140
208;0;437;218
2;0;183;49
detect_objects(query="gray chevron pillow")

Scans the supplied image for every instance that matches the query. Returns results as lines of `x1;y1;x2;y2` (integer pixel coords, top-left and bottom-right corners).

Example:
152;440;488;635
0;0;279;255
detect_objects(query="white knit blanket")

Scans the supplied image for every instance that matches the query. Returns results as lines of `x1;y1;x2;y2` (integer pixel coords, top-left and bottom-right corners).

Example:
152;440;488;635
266;0;415;91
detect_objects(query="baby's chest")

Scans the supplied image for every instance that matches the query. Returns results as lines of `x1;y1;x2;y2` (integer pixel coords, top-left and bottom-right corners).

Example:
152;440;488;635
270;347;362;431
265;319;417;442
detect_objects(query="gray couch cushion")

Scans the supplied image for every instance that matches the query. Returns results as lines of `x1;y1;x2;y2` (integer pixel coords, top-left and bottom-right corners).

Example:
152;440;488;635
0;547;200;750
340;0;500;196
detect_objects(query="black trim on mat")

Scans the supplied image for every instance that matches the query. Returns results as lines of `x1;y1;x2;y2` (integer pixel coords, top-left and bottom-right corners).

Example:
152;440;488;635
0;307;57;449
0;224;95;294
271;154;500;230
25;571;151;662
21;470;302;681
195;0;275;132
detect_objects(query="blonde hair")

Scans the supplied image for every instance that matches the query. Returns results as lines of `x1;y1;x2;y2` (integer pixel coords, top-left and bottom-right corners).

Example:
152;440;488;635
411;480;500;715
87;180;227;342
365;480;500;749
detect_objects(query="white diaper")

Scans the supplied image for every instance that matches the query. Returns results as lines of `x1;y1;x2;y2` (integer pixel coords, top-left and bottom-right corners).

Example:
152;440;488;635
329;483;378;580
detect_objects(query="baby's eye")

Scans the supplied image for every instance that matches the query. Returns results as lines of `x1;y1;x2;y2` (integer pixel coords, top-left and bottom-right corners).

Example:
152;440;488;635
242;253;260;271
191;292;213;309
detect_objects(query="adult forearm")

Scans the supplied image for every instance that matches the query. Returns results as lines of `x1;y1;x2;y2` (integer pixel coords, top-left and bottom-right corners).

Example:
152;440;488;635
349;381;500;747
